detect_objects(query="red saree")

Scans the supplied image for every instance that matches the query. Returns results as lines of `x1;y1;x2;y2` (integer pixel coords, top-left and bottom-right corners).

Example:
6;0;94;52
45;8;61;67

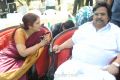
0;27;47;80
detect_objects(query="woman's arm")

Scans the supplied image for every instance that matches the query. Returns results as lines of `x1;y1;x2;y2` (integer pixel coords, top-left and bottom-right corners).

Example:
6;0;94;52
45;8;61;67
14;28;49;57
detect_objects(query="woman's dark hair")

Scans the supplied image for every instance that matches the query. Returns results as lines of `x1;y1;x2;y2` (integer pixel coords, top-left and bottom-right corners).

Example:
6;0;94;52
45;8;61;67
62;20;75;29
93;2;111;19
22;13;39;30
52;20;75;37
51;23;62;38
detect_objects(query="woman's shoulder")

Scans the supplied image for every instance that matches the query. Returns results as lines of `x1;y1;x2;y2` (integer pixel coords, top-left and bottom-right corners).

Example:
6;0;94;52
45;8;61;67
16;28;25;34
15;28;26;38
14;28;27;44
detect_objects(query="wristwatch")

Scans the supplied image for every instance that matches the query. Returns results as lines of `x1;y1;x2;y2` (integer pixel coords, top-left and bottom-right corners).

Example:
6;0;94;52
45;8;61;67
112;62;120;67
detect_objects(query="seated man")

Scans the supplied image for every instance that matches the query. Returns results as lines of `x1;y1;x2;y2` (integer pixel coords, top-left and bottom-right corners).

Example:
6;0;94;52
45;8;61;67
53;2;120;80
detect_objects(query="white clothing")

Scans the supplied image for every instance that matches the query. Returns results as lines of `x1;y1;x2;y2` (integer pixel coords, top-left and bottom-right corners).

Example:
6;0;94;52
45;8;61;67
28;9;41;17
54;60;116;80
72;22;120;67
54;22;120;80
17;5;28;15
45;0;56;6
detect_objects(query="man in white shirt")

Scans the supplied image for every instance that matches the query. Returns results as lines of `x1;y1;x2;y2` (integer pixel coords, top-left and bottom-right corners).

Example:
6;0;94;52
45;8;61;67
53;2;120;80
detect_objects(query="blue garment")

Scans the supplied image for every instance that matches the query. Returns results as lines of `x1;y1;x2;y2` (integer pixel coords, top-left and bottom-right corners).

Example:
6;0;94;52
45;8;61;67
111;0;120;27
75;6;93;27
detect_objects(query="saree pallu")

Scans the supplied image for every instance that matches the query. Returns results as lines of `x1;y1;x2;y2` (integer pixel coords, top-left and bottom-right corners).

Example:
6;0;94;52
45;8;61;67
0;48;44;80
0;27;49;80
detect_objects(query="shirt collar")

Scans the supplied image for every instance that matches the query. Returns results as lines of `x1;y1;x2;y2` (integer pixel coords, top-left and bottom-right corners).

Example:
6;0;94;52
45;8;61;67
92;21;111;32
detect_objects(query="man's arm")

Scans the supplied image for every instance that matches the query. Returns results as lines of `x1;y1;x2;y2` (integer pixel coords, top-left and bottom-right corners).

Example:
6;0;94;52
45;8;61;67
112;54;120;67
53;38;74;53
105;54;120;75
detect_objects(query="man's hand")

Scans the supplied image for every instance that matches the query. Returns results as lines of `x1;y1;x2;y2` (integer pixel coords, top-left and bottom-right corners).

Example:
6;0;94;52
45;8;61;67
105;64;119;75
53;45;62;53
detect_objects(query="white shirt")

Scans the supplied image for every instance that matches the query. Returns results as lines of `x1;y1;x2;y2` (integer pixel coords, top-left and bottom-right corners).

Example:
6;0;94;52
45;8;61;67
72;22;120;67
17;5;28;15
45;0;56;6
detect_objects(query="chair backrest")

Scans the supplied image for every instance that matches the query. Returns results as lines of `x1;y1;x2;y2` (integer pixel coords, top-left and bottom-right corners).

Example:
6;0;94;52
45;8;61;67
0;26;18;50
50;27;78;69
35;26;52;77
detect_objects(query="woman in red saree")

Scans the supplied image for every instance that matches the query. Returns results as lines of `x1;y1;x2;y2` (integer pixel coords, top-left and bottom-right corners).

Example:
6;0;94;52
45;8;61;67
0;13;51;80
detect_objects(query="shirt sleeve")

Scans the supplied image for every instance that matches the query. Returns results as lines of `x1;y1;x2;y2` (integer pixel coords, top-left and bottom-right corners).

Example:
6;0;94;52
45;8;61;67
72;29;80;44
116;29;120;52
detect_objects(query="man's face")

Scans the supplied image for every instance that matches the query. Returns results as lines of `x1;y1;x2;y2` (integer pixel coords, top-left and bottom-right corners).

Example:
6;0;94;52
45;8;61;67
93;7;109;27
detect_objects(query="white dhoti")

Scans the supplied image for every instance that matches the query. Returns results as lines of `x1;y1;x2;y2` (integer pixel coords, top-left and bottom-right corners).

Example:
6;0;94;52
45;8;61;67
54;60;116;80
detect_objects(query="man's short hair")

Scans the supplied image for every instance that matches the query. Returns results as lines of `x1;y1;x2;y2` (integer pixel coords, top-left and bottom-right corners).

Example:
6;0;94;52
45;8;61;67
93;2;111;19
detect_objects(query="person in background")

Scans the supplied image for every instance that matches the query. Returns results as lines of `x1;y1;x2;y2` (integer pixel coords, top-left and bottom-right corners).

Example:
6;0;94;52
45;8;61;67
72;0;85;15
53;2;120;80
45;0;56;10
85;0;93;6
51;20;75;38
0;13;51;80
75;6;93;27
16;0;29;15
107;0;120;27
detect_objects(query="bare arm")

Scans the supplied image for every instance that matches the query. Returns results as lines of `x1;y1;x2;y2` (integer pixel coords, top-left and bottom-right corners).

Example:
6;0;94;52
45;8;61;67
16;40;48;57
59;38;74;49
15;28;50;57
113;54;120;64
105;54;120;75
53;38;74;53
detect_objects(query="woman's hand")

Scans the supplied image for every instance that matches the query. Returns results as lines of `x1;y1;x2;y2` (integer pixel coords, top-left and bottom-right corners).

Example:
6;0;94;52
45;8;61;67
40;38;48;46
44;32;51;42
40;32;51;46
53;45;62;53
